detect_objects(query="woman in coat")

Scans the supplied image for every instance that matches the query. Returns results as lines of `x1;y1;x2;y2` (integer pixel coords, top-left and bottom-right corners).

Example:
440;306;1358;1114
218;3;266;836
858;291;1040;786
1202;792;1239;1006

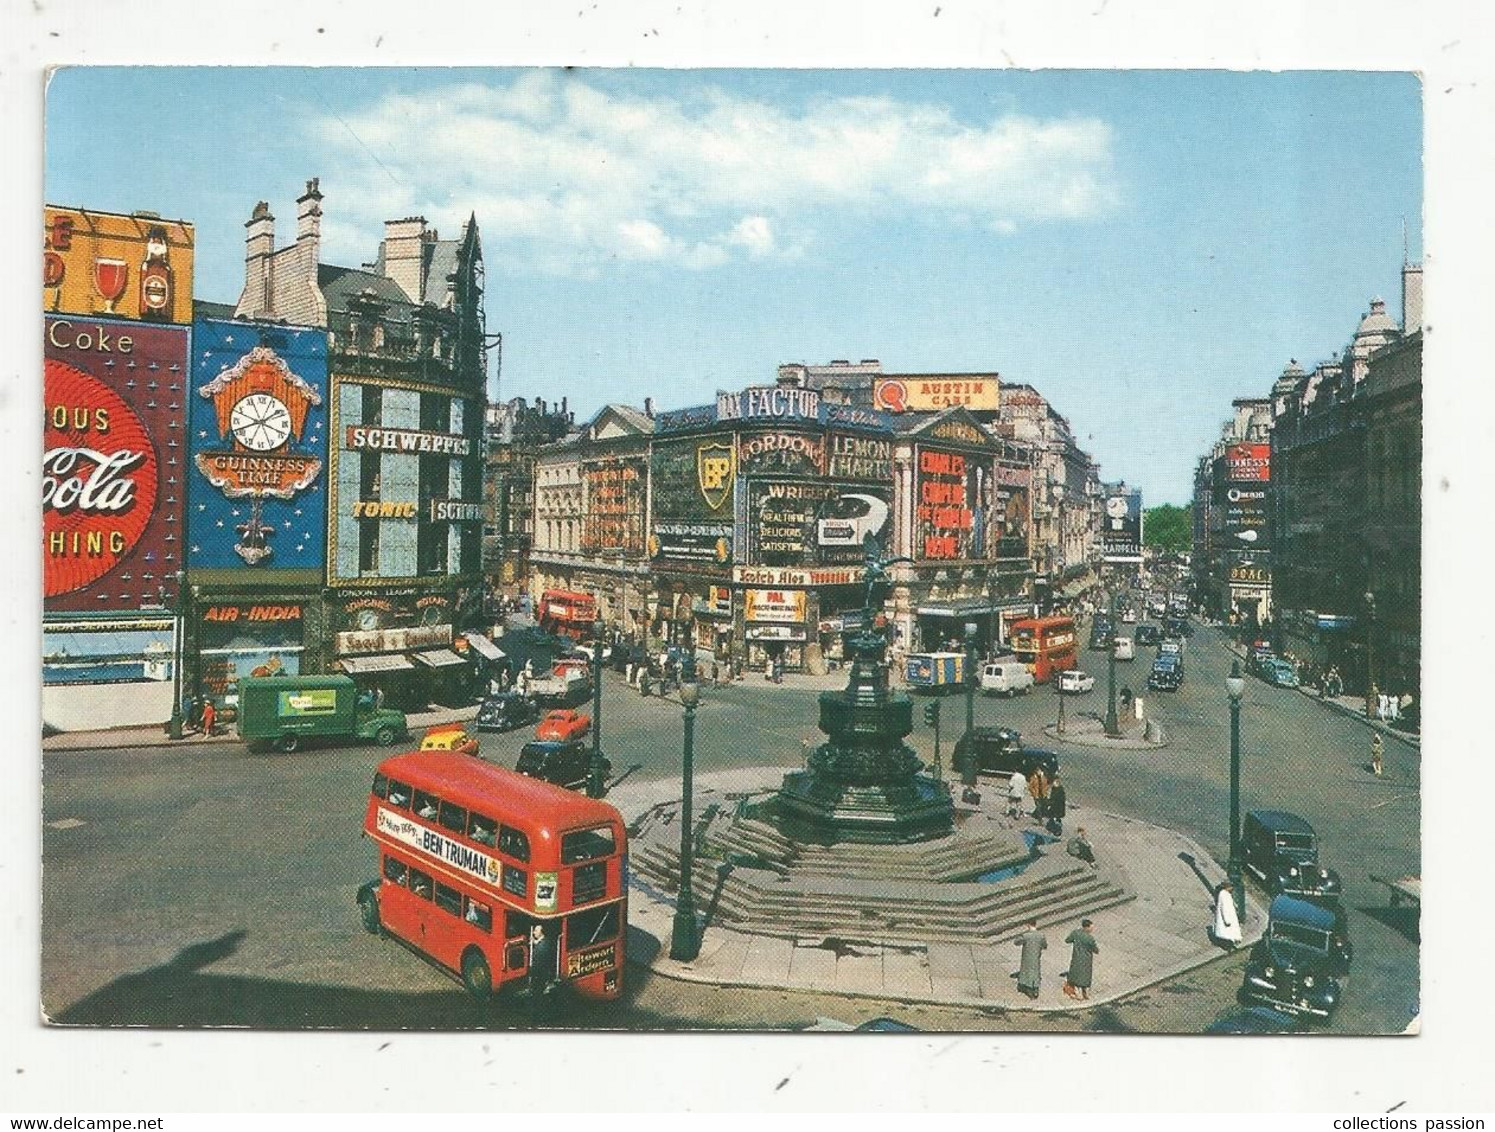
1213;881;1243;949
1046;775;1068;835
1015;918;1047;998
1063;919;1099;1000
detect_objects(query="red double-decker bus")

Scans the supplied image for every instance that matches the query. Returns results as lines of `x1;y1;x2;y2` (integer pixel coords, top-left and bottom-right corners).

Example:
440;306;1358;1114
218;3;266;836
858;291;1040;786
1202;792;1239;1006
1009;615;1078;683
358;751;627;1003
537;589;598;640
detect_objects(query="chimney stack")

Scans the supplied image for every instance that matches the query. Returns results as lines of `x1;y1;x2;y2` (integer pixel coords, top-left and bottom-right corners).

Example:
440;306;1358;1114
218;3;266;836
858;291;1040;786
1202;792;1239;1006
1402;262;1423;334
382;216;427;304
235;201;276;318
644;397;654;418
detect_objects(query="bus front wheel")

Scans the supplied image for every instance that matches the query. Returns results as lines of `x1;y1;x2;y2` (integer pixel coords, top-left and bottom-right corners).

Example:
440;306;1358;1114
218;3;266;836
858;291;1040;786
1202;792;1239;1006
358;892;380;935
461;948;493;1000
277;733;299;753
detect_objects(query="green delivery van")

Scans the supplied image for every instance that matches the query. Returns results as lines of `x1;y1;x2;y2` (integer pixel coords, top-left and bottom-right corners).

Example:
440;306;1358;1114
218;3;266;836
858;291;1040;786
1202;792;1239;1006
238;675;408;753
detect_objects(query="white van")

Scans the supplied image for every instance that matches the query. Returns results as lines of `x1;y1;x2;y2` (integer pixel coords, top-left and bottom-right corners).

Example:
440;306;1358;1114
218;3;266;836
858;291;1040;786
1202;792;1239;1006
980;659;1035;697
1113;636;1136;661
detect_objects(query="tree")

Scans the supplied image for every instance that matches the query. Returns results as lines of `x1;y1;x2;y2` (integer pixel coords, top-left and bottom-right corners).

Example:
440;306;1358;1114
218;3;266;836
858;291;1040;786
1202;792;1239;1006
1144;504;1191;554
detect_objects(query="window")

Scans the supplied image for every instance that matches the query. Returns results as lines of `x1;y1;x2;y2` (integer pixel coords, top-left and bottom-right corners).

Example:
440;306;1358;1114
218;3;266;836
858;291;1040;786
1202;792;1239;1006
566;904;620;950
504;910;531;940
409;868;434;900
386;780;412;809
439;801;467;834
362;384;382;425
382;856;408;886
372;773;389;800
413;790;440;821
463;897;493;933
572;860;607;905
421;393;451;432
501;864;528;898
468;813;497;846
359;518;380;573
360;452;380;499
433;882;462;917
562;826;616;864
498;824;531;862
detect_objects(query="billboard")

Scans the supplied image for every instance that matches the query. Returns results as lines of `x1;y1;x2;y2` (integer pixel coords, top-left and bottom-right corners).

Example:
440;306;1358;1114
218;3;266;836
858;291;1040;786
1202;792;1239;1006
188;319;328;571
873;376;999;413
1102;488;1144;561
914;447;993;561
44;207;194;325
44;316;189;612
580;456;646;555
1225;442;1270;482
650;436;734;564
744;588;808;623
737;430;825;476
826;433;893;480
1218;483;1271;551
746;479;892;566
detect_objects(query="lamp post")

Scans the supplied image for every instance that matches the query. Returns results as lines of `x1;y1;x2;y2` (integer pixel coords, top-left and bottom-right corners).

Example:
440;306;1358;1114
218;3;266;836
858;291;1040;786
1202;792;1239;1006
587;617;606;798
1363;590;1377;719
669;680;702;961
167;570;186;741
961;621;978;787
1104;591;1120;737
1056;662;1067;736
1226;660;1246;923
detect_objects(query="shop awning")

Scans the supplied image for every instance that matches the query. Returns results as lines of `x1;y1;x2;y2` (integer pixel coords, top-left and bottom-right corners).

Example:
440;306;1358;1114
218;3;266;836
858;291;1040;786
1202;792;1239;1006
338;653;415;674
463;632;505;661
413;648;468;668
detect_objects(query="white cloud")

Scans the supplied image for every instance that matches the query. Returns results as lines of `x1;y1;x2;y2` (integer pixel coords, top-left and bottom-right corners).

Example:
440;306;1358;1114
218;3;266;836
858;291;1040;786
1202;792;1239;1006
308;74;1119;275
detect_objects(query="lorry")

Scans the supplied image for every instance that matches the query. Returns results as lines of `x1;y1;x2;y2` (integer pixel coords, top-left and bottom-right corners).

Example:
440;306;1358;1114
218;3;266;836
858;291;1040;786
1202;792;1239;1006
527;663;592;707
238;674;409;753
905;652;966;694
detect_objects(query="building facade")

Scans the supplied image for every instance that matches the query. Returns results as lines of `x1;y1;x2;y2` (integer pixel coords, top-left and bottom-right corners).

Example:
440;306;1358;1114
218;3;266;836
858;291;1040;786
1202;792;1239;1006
483;396;574;602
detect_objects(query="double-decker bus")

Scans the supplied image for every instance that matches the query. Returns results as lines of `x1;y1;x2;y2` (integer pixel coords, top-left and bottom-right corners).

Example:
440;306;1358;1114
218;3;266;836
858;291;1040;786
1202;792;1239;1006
1009;615;1078;683
537;589;598;641
358;751;626;1003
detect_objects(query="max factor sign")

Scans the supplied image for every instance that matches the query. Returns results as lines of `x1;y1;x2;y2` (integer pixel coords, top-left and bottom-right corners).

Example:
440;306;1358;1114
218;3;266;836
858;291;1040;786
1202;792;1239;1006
717;386;821;422
345;426;471;456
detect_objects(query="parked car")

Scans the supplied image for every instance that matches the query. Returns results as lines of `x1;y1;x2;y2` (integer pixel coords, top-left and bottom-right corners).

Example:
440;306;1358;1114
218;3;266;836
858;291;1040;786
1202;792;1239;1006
1148;656;1184;691
1239;894;1353;1022
1112;636;1136;661
536;708;592;742
515;740;607;792
952;726;1060;780
1243;809;1344;903
1257;657;1300;688
980;659;1035;697
418;724;480;758
1203;1005;1304;1035
1135;624;1160;647
1058;669;1096;694
474;692;540;733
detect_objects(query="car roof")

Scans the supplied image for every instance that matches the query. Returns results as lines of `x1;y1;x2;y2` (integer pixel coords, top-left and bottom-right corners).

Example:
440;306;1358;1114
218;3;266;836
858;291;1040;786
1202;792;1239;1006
1268;893;1337;930
970;726;1020;739
1247;808;1314;833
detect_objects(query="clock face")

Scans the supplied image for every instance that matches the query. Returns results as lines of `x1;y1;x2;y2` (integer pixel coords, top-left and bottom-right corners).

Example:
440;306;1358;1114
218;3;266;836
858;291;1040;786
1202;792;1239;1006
230;392;293;452
1106;497;1128;518
356;609;381;631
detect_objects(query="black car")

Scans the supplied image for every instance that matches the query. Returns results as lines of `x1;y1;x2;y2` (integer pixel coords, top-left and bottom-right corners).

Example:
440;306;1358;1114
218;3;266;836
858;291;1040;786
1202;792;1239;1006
1088;620;1115;651
474;692;540;733
952;726;1059;779
1148;656;1183;691
1239;894;1353;1022
1134;624;1160;647
1203;1005;1303;1035
1243;809;1344;902
515;740;608;792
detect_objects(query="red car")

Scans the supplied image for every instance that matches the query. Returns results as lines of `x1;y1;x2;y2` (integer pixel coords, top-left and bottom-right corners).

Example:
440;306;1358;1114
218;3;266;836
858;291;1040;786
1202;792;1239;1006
535;709;591;742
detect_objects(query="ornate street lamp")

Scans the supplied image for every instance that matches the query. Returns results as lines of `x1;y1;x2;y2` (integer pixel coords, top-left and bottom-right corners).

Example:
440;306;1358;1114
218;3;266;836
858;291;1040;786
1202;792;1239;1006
1226;660;1246;922
669;680;702;961
1056;661;1067;736
961;621;979;787
166;570;186;741
1104;590;1120;737
587;617;607;798
1363;591;1377;719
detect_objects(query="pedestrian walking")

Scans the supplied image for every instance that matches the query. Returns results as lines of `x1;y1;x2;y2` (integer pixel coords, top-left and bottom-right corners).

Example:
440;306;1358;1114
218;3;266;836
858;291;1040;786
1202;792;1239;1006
1212;881;1243;949
1045;775;1068;836
1006;770;1028;819
1371;732;1385;777
1377;691;1390;722
1015;918;1047;999
528;924;558;1023
200;698;217;738
1063;919;1099;1000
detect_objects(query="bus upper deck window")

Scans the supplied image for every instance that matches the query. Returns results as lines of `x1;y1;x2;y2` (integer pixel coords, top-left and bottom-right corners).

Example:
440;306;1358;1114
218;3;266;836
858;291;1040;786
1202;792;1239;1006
498;824;531;862
439;801;467;834
469;813;497;846
386;781;412;809
562;826;616;864
372;773;389;800
413;791;439;820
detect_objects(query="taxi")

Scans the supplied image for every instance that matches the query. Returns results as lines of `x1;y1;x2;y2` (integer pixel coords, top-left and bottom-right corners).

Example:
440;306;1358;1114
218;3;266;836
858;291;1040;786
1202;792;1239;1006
418;723;481;758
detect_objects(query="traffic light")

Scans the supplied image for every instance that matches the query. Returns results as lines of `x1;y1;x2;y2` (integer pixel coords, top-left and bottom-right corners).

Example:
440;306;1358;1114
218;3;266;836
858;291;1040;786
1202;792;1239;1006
923;701;940;726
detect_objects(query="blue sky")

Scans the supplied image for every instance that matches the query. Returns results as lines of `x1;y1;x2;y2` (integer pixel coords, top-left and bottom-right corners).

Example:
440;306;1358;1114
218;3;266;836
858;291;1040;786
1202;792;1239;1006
46;67;1422;504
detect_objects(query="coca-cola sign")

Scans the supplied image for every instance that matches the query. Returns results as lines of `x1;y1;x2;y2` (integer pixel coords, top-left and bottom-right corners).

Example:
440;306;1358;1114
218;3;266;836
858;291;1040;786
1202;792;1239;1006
43;359;157;597
44;316;186;612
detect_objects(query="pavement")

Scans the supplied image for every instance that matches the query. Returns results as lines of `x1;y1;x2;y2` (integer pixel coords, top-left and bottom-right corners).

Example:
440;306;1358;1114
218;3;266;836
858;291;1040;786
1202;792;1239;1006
605;765;1267;1014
